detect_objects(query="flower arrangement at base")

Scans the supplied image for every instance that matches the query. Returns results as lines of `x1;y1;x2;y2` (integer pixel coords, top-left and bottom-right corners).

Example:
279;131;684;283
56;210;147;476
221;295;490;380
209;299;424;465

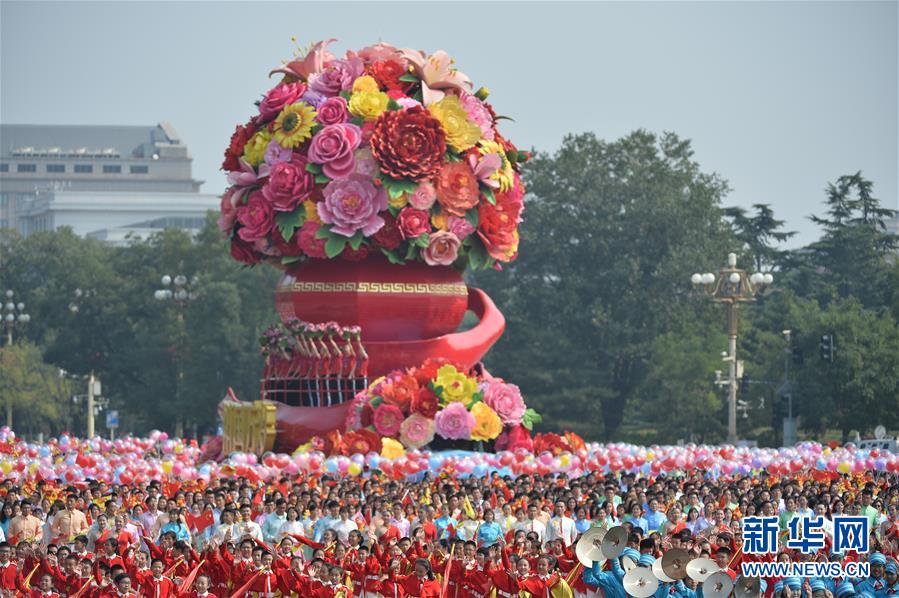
219;39;528;271
343;358;541;452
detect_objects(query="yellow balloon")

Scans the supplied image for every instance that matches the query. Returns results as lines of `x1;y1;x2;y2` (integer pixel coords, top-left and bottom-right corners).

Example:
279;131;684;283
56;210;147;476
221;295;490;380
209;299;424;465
646;451;654;461
348;463;362;476
161;461;173;474
560;455;571;467
822;447;831;455
837;461;851;474
1;462;11;474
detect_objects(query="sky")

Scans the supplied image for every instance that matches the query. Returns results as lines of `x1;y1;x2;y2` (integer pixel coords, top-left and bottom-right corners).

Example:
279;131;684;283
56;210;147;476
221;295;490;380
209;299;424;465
1;1;896;248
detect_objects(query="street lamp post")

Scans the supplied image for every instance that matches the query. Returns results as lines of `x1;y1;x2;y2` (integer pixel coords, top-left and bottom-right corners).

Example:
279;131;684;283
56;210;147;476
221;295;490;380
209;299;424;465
3;289;32;428
691;253;773;444
154;274;197;437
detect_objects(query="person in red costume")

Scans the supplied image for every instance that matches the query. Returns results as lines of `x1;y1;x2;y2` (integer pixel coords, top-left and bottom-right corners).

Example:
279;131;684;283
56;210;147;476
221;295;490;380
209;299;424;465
132;558;176;598
515;555;564;598
20;572;61;598
387;558;441;598
183;573;218;598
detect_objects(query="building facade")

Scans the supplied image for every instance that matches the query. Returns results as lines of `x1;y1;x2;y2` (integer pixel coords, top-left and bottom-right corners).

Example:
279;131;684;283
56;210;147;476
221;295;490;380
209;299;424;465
0;123;219;241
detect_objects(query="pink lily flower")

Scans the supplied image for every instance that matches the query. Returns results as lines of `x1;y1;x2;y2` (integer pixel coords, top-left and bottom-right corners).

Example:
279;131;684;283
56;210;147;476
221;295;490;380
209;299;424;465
269;38;337;80
467;152;502;189
399;48;472;105
227;158;270;188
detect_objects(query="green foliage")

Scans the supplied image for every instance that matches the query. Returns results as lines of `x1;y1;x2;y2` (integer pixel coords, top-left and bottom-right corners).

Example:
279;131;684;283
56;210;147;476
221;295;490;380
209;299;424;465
0;214;278;437
471;130;735;440
0;342;73;436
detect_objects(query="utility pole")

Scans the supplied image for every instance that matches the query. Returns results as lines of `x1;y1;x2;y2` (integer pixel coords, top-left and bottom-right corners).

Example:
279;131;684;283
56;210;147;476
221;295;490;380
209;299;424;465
87;372;96;438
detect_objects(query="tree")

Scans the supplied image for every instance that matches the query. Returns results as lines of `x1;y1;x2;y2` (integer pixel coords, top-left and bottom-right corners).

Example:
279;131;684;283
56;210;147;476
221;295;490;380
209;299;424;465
803;172;898;306
472;130;735;439
0;341;73;435
723;204;795;272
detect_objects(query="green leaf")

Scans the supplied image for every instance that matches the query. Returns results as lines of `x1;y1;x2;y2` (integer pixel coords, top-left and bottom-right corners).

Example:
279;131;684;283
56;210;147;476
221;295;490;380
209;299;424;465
521;408;542;431
494;115;516;122
398;73;419;83
414;233;430;248
404;243;418;261
370;395;384;408
388;205;401;218
275;206;307;241
467;239;488;270
465;209;479;229
280;255;303;265
387;99;401;111
388;185;406;200
340;90;352;101
314;225;332;240
381;248;406;265
349;231;364;251
481;187;496;206
324;235;348;258
412;89;424;103
305;162;323;174
350;116;365;127
314;174;331;185
445;151;461;163
505;150;519;164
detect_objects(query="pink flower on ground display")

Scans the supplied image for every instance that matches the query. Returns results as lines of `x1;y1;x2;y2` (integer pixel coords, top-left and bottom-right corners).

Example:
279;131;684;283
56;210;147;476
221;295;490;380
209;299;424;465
434;402;476;440
307;123;363;179
235;190;274;242
218;187;241;233
373;403;404;437
317;174;387;237
399;413;436;449
422;231;461;266
482;380;526;425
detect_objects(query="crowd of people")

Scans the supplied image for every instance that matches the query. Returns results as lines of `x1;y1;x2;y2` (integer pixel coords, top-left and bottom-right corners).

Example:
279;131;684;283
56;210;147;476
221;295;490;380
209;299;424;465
0;468;895;597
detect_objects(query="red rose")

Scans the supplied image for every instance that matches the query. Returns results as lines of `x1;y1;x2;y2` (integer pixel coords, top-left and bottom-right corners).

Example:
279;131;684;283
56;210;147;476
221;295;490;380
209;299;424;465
271;227;302;257
370;106;446;182
411;387;439;418
222;121;254;172
236;190;275;242
230;236;260;265
262;156;316;212
297;221;327;259
369;59;406;91
371;213;402;250
477;173;524;262
494;425;534;452
396;207;430;239
259;81;306;121
341;244;371;262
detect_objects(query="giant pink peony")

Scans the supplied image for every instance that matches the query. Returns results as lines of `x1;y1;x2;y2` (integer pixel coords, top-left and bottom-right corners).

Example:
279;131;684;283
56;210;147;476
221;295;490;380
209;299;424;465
422;231;461;266
434;402;475;440
317;174;387;237
373;403;404;437
399;413;436;449
481;380;526;425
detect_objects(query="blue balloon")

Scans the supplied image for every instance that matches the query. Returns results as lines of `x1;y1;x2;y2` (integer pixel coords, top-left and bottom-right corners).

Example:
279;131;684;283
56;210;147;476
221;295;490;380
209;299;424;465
473;464;488;477
428;457;443;471
38;447;50;458
325;459;338;473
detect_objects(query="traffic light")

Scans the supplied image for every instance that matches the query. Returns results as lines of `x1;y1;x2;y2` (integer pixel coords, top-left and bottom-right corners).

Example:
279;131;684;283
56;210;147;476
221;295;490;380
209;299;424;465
820;333;835;362
740;372;750;393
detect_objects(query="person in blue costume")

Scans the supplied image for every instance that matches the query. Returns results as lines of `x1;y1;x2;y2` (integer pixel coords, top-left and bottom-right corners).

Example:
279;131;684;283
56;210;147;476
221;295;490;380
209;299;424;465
855;553;887;597
583;554;627;598
884;560;898;596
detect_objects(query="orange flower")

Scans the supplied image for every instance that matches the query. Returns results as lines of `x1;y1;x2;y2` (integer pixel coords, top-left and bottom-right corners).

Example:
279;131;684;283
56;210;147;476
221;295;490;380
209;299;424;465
382;374;420;413
435;161;480;217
